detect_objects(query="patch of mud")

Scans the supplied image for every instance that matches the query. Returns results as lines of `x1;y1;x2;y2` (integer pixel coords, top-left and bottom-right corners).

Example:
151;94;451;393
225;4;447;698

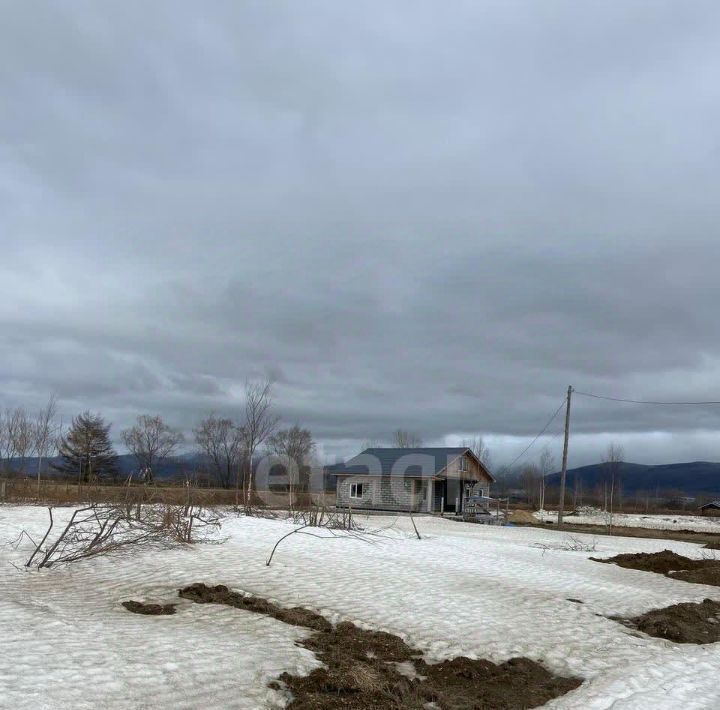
179;583;581;709
618;598;720;644
178;583;331;631
122;600;176;615
592;550;720;586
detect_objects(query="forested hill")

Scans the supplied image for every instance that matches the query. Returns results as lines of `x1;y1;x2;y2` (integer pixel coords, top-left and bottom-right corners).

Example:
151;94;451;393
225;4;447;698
545;461;720;496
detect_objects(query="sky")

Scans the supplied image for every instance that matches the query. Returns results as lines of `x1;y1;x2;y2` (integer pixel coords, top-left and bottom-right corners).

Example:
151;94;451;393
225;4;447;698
2;1;720;468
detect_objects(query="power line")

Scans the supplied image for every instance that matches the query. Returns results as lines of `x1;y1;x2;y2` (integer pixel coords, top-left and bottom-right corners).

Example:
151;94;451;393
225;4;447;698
504;397;568;471
573;390;720;406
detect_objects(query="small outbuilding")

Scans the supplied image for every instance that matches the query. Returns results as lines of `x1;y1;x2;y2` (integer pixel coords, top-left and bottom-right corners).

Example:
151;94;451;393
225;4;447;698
699;501;720;517
335;447;494;514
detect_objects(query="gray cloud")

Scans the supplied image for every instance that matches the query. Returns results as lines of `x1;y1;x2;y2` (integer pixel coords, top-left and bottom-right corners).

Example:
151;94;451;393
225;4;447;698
2;1;720;467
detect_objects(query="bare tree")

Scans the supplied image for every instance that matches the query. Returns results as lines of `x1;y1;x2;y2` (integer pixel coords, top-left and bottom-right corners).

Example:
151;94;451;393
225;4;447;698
10;407;34;474
392;429;423;448
33;395;59;496
462;436;492;470
520;462;542;508
0;410;13;472
194;414;242;489
361;437;381;449
603;443;624;529
538;447;555;512
242;380;280;510
122;415;185;483
268;425;315;509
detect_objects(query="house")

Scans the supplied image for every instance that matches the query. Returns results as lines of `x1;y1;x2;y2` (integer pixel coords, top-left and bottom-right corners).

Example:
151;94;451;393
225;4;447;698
335;447;494;513
699;501;720;517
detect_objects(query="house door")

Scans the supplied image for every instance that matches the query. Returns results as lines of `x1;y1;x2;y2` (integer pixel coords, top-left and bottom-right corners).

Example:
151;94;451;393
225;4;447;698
444;479;460;513
434;480;447;512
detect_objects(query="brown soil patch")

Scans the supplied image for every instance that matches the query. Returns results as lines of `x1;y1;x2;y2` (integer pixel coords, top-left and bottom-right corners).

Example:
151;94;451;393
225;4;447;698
122;600;176;615
618;598;720;644
592;550;720;587
178;583;332;631
179;583;581;709
507;510;537;525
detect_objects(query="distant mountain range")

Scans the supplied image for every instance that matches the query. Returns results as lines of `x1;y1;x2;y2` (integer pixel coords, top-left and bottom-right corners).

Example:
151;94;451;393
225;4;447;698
545;461;720;497
3;454;198;480
6;456;720;497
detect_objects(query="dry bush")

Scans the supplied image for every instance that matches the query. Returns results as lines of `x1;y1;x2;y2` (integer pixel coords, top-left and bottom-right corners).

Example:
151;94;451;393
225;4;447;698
531;535;598;554
24;501;222;569
265;506;405;567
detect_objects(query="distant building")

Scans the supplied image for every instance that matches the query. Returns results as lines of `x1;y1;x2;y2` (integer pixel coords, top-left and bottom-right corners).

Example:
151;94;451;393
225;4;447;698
335;447;494;513
699;501;720;517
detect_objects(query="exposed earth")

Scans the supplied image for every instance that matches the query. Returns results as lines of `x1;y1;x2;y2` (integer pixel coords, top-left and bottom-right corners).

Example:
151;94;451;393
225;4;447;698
177;583;582;709
592;549;720;586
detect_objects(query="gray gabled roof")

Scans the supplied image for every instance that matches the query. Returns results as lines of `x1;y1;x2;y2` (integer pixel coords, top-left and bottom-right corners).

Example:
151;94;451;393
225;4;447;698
700;500;720;509
337;447;494;480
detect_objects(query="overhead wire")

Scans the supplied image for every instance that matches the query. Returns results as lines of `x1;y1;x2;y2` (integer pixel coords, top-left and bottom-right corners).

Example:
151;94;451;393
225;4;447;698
573;390;720;406
504;397;568;471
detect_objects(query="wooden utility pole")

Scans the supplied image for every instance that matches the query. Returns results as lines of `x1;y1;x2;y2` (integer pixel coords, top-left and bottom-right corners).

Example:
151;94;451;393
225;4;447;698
557;385;573;526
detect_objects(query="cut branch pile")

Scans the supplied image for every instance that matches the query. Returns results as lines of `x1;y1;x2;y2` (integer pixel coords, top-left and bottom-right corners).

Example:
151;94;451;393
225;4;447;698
25;503;222;569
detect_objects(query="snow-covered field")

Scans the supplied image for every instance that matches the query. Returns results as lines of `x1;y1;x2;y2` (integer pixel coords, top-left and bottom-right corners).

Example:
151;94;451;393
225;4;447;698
2;506;720;709
535;509;720;533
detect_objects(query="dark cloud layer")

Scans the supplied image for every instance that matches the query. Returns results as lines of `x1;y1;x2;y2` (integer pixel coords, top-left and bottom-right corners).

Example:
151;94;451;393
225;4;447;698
3;2;720;467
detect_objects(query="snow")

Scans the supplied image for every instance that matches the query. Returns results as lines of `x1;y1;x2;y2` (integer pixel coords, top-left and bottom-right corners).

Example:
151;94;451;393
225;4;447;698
535;509;720;533
1;505;720;709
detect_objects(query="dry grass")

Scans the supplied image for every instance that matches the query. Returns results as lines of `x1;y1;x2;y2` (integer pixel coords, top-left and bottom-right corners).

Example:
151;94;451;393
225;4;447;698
0;478;337;508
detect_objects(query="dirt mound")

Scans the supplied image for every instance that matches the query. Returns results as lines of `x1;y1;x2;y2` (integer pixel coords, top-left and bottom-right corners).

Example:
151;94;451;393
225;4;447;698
180;583;581;709
178;583;332;631
122;600;176;615
416;656;580;710
592;550;720;586
507;510;537;525
669;567;720;586
620;598;720;644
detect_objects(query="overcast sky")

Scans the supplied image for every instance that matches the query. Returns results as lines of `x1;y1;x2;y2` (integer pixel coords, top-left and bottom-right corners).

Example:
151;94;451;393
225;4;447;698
2;1;720;468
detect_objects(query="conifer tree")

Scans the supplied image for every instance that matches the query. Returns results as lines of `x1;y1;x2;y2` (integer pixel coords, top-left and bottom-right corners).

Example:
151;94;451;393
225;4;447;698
52;412;119;482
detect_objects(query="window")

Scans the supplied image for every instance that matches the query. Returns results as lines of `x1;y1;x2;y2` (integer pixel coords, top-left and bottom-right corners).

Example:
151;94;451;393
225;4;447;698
350;483;364;499
458;456;468;472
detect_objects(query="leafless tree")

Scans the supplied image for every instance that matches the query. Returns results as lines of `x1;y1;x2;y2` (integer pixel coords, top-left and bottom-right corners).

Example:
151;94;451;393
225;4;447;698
392;429;423;448
122;414;185;483
33;395;59;496
268;425;315;509
462;436;492;469
8;407;34;474
603;443;624;529
572;475;582;509
241;380;279;510
194;414;242;489
538;447;555;511
0;411;12;472
360;437;381;449
520;462;542;508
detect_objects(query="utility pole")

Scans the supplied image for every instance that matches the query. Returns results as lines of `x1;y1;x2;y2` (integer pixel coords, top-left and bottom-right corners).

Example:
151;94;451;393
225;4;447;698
557;385;573;526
